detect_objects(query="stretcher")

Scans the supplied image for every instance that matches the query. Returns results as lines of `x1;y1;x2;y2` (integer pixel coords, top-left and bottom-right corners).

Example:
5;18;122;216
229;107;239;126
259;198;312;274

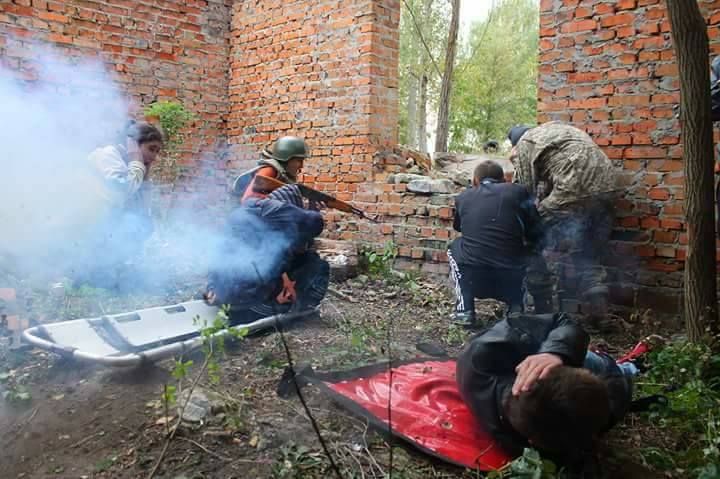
22;300;314;367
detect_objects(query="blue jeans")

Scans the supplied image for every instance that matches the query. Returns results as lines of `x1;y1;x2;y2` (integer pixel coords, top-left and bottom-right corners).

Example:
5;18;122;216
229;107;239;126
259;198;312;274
584;351;638;378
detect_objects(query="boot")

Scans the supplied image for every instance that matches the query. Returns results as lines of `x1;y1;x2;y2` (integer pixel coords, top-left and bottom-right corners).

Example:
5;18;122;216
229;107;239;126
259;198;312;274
452;311;477;329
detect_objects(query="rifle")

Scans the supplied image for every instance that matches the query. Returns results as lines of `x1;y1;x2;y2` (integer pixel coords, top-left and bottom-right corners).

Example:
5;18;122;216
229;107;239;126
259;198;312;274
252;174;379;223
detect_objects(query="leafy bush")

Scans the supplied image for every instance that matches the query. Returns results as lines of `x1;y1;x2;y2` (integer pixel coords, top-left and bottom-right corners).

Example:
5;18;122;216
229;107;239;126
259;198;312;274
142;101;195;149
361;241;398;278
636;340;720;476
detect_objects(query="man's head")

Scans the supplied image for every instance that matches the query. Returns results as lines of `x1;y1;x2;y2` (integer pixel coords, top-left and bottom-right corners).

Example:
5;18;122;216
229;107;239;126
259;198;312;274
507;125;531;147
473;160;505;186
505;366;611;457
265;136;310;179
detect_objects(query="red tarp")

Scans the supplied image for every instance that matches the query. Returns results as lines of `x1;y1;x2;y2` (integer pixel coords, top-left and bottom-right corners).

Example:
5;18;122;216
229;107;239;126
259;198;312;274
326;360;512;471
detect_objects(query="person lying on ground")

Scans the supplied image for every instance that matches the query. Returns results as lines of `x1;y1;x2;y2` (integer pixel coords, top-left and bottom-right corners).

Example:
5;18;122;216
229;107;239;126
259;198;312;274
448;160;543;328
232;136;310;202
456;313;638;469
508;122;619;326
205;184;329;323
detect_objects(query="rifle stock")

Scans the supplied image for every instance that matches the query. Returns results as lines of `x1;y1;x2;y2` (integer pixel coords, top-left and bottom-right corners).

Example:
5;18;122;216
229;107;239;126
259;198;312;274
251;175;377;222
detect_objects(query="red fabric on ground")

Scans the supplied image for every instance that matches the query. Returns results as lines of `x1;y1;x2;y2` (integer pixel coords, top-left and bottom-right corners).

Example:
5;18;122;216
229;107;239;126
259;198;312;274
327;360;512;471
616;341;649;364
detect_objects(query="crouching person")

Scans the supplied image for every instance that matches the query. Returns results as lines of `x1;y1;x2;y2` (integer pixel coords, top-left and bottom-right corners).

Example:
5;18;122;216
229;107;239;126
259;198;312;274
206;185;329;323
79;121;164;289
448;160;543;327
456;313;637;469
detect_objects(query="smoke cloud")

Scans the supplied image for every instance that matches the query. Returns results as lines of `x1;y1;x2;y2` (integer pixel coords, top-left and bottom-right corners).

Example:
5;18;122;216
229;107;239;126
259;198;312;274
0;44;288;293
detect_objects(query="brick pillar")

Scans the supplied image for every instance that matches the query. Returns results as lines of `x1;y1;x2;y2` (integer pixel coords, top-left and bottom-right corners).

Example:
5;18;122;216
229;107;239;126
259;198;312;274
538;0;720;316
227;0;400;201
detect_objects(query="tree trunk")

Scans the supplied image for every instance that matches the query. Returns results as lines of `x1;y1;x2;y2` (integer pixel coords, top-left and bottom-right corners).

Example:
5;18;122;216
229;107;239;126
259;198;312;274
434;0;460;154
407;76;419;148
418;73;429;153
666;0;719;342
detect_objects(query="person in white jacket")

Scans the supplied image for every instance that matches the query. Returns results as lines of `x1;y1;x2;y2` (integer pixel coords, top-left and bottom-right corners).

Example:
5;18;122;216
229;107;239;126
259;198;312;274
80;121;164;289
88;121;163;208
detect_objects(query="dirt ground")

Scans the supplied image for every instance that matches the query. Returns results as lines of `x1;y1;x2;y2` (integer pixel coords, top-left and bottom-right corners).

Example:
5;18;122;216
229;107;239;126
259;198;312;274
0;270;677;479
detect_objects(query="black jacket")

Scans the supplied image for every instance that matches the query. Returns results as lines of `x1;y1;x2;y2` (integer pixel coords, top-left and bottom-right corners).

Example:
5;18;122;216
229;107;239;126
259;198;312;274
451;180;543;270
208;198;324;306
712;56;720;122
456;314;632;457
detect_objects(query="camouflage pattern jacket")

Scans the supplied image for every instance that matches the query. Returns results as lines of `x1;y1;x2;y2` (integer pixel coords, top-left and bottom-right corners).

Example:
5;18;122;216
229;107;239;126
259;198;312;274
511;122;619;217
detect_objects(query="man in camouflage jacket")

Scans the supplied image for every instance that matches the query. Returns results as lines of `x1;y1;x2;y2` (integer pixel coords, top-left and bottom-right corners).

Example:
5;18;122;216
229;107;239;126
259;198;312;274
508;122;620;322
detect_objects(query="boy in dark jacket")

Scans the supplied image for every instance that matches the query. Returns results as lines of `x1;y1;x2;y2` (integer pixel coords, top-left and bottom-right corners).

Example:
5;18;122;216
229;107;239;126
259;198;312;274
206;185;329;322
456;313;637;465
448;160;543;326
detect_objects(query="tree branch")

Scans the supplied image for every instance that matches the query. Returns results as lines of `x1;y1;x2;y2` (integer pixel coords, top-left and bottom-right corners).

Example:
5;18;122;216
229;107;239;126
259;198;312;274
401;0;443;79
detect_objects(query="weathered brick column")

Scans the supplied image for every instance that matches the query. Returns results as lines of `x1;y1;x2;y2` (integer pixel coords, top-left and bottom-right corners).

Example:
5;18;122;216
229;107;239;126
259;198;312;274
537;0;720;315
227;0;400;196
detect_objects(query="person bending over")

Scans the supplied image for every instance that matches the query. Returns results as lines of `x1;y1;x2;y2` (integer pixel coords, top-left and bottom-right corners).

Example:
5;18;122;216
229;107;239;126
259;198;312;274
508;122;619;322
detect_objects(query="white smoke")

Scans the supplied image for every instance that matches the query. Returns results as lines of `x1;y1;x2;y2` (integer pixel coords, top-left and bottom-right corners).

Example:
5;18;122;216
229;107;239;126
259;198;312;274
0;45;291;292
0;48;128;276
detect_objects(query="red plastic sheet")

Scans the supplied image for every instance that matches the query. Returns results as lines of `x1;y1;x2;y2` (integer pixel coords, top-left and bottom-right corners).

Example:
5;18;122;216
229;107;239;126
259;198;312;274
326;360;512;471
616;341;649;364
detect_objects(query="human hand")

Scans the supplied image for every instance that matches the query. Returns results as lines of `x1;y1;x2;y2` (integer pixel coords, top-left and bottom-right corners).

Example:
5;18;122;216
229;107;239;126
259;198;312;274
512;353;563;396
126;137;141;163
204;290;217;305
308;200;327;211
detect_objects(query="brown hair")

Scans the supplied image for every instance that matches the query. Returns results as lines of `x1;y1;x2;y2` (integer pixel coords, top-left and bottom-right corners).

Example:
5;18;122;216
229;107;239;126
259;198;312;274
473;160;504;183
505;366;611;456
126;120;164;145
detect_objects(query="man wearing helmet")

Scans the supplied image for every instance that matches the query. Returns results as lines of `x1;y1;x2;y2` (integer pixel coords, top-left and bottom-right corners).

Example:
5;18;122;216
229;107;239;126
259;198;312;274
206;184;329;323
235;136;310;202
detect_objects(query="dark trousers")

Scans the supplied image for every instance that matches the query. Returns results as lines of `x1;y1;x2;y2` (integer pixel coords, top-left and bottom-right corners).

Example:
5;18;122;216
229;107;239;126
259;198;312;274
448;249;524;316
527;200;614;306
230;251;329;323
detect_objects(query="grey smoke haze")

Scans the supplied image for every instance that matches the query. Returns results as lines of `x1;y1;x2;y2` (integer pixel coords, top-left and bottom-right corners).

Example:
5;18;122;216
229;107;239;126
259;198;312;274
0;46;288;289
0;50;128;275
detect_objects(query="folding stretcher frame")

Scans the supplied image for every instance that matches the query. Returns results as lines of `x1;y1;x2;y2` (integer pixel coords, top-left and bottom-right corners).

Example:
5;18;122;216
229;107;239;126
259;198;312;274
22;300;313;367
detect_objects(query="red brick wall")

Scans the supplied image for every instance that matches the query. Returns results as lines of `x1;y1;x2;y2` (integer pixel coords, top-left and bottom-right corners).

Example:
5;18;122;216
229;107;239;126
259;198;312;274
226;0;400;204
0;0;232;213
537;0;720;314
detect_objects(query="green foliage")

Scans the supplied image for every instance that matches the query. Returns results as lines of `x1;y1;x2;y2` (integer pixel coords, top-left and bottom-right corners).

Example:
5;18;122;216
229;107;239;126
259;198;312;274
361;241;399;278
2;384;32;404
1;369;32;405
489;448;560;479
162;384;177;408
449;0;539;151
636;340;720;475
160;306;248;421
143;101;195;149
272;443;326;478
398;0;450;150
94;455;117;473
444;323;466;346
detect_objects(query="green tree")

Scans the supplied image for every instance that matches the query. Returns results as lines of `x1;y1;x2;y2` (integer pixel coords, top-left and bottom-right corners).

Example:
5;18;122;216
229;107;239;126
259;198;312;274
398;0;449;152
449;0;539;152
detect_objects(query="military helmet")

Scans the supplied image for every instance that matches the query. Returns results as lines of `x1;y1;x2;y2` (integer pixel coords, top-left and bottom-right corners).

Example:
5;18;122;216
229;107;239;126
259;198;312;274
264;136;310;163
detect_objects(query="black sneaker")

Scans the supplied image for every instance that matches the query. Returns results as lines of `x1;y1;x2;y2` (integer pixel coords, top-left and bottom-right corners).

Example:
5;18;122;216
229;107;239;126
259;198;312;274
452;311;476;329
